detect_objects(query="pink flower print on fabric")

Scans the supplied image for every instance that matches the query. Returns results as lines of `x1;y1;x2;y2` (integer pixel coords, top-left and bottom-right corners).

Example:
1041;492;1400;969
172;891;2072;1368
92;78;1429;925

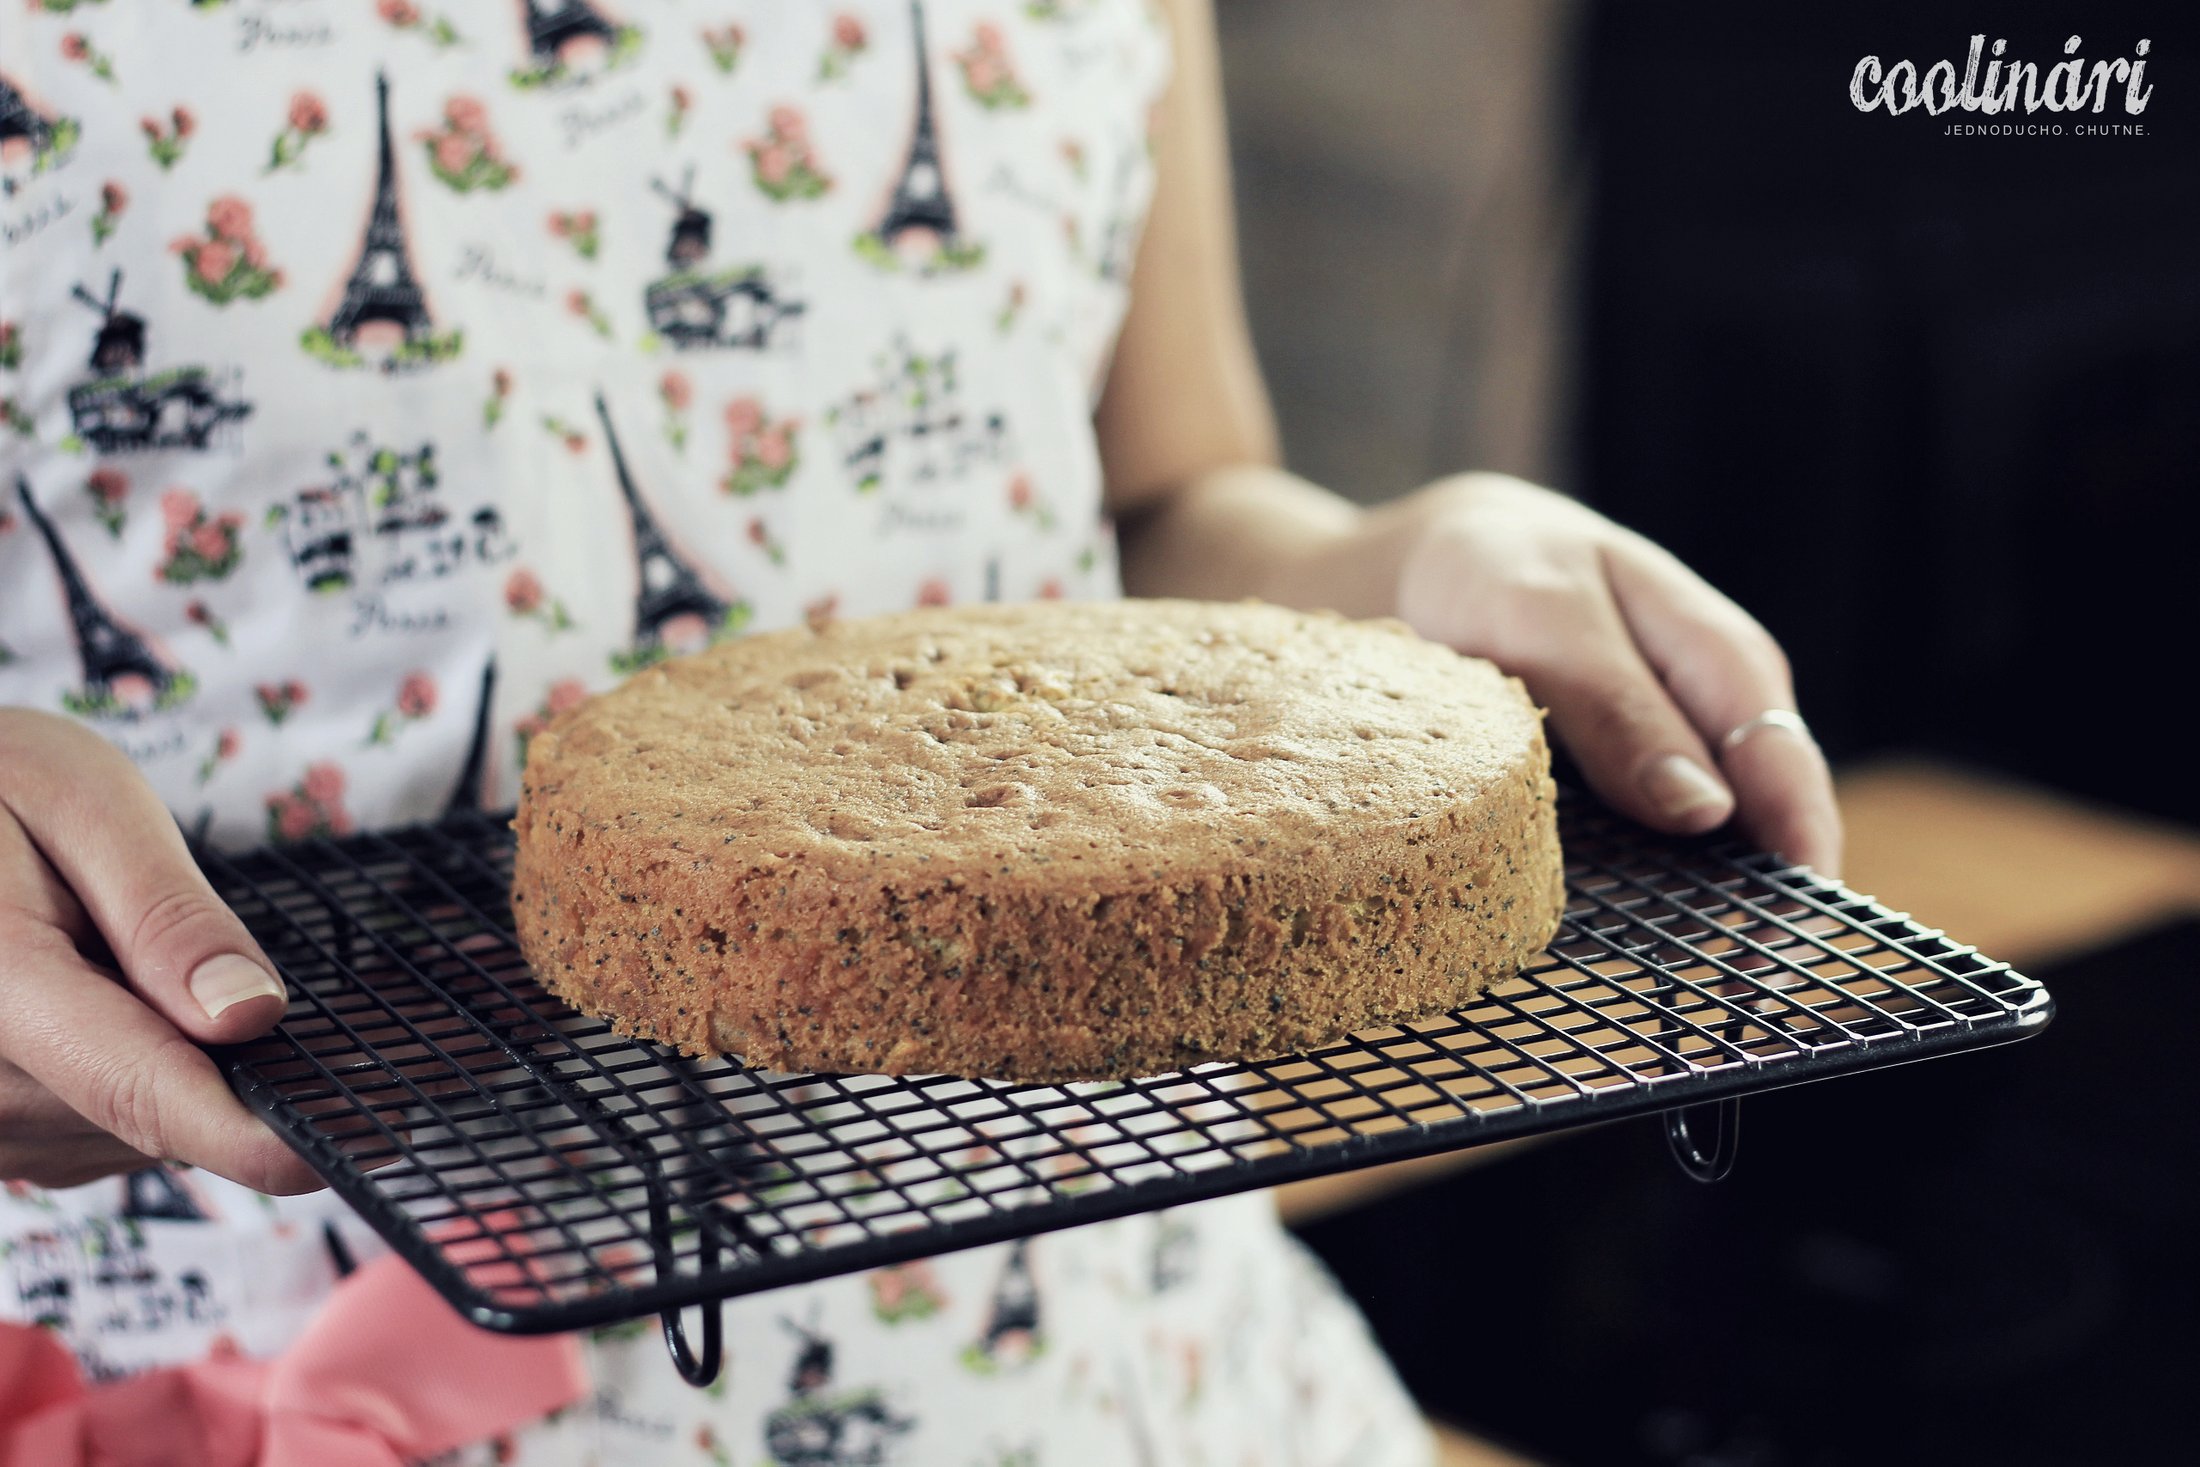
267;762;353;842
85;467;128;537
547;208;600;260
255;679;309;725
366;670;439;746
264;91;331;174
955;22;1032;110
819;13;869;82
196;726;241;786
154;489;245;584
701;23;745;74
170;196;283;305
504;568;576;633
742;105;831;201
720;397;801;496
185;598;231;646
142;107;194;170
91;180;126;247
564;288;613;339
419;96;517;193
659;371;693;452
60;30;116;86
378;0;464;49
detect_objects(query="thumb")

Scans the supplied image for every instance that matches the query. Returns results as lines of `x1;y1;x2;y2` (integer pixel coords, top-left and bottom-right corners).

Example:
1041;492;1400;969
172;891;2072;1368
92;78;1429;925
3;713;287;1045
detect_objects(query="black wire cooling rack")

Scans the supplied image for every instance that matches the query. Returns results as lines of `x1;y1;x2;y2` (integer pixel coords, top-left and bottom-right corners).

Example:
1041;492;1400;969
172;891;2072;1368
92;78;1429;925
201;793;2050;1382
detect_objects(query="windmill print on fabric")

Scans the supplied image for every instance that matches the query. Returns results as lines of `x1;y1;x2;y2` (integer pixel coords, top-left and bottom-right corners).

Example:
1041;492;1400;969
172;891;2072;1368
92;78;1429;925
303;74;464;373
642;165;805;353
764;1312;915;1467
64;270;253;454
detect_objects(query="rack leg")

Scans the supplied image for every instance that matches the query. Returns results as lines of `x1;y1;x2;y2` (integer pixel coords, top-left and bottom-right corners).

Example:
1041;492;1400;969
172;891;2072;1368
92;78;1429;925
662;1296;724;1388
1664;1096;1741;1183
648;1187;726;1387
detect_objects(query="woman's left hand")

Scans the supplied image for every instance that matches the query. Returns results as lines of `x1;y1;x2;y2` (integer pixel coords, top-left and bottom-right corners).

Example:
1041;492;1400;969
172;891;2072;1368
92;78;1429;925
1392;474;1842;877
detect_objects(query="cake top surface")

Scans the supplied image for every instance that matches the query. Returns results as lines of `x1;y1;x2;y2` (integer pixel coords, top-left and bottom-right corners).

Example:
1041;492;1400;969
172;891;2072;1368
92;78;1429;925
522;600;1546;879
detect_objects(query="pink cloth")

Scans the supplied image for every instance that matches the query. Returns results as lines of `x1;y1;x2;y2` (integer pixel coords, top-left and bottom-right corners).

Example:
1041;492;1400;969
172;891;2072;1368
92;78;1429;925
0;1244;586;1467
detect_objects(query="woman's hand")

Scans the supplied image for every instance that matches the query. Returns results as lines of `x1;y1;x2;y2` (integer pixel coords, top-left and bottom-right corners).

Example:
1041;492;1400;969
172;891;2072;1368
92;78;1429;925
1393;474;1841;875
0;709;321;1193
1097;0;1836;871
1118;465;1841;875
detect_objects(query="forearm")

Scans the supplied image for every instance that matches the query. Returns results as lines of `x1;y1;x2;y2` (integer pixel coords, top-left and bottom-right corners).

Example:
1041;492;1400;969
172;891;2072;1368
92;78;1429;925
1118;462;1447;620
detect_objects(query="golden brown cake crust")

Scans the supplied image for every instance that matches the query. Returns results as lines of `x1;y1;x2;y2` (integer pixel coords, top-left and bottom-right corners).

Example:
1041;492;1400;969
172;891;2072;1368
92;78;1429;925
512;600;1565;1080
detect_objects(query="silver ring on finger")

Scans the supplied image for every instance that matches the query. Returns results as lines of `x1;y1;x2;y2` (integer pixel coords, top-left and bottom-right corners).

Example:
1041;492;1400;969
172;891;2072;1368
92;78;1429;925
1721;708;1813;753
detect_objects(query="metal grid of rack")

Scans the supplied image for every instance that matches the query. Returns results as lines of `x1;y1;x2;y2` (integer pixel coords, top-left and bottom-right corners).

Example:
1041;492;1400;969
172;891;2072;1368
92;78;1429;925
203;793;2050;1350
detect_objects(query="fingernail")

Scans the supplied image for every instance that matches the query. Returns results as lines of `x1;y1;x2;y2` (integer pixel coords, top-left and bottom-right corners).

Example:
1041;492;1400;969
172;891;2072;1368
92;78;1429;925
189;954;286;1021
1642;754;1732;826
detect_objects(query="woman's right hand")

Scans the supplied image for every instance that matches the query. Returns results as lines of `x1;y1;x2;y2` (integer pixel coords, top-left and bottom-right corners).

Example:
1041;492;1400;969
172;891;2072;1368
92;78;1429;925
0;709;322;1193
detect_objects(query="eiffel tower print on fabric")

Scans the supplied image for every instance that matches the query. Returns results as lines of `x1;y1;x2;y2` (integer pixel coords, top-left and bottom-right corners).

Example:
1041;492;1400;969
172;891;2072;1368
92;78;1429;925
855;1;985;275
65;270;253;454
642;166;805;352
15;477;195;721
964;1237;1045;1375
122;1167;211;1223
511;0;641;90
304;74;462;373
443;658;497;816
0;75;53;153
0;71;77;194
598;394;748;673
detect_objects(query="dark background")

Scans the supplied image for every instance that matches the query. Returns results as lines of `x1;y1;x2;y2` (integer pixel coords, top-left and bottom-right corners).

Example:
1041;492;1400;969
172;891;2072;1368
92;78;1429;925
1297;921;2199;1467
1220;3;2197;1463
1576;1;2198;825
1224;0;2198;826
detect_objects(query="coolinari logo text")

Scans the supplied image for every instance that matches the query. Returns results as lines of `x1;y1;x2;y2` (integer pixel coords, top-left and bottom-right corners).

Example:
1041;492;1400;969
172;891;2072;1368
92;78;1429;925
1850;35;2152;116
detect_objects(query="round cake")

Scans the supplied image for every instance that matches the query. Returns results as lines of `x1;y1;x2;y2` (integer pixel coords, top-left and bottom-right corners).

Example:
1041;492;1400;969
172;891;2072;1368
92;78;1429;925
512;600;1566;1081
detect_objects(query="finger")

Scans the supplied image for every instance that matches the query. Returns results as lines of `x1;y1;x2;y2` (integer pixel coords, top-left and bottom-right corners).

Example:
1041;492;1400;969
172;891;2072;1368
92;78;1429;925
0;1064;154;1188
0;915;323;1195
0;793;92;944
1602;543;1844;877
1725;725;1842;877
1505;592;1736;836
0;714;287;1044
0;1060;123;1137
0;1138;155;1191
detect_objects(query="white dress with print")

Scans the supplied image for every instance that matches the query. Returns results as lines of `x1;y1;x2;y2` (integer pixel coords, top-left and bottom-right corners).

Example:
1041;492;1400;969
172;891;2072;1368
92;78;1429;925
0;4;1429;1463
